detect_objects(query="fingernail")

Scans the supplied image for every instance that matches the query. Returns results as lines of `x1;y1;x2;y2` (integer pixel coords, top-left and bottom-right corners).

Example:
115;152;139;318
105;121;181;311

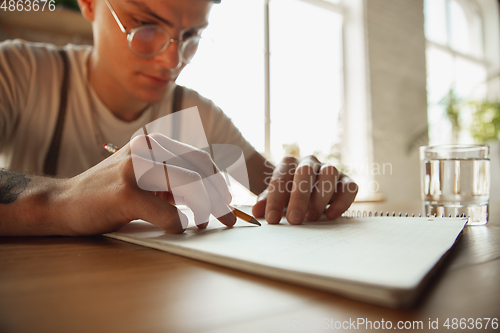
266;210;281;224
288;210;303;224
197;222;208;229
326;209;339;220
221;213;236;227
305;210;318;221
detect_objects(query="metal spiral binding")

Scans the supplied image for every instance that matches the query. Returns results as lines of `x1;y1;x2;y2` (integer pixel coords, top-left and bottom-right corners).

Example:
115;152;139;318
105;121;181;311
341;210;468;219
235;204;469;220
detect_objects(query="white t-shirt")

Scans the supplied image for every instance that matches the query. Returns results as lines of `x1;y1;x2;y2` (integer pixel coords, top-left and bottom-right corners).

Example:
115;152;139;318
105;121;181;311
0;40;256;178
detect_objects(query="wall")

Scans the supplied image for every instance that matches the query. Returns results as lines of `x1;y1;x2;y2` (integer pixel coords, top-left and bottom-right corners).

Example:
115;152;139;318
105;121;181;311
364;0;428;201
0;8;92;45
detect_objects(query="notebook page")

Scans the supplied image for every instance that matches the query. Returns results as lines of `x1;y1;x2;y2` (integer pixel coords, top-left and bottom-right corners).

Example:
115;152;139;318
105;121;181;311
107;215;467;291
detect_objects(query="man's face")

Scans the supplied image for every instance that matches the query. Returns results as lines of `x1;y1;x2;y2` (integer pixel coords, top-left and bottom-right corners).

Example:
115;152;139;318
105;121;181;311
92;0;212;103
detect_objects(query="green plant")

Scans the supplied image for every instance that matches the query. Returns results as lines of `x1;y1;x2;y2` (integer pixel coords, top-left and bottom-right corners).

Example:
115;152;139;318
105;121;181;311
470;101;500;142
405;88;499;153
439;87;463;143
54;0;80;11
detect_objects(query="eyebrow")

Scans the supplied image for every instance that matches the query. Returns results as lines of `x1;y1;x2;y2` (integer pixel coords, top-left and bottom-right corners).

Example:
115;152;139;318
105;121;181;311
126;0;209;31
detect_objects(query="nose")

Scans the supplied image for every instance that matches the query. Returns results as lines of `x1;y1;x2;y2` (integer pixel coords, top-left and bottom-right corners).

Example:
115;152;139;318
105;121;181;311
156;40;182;70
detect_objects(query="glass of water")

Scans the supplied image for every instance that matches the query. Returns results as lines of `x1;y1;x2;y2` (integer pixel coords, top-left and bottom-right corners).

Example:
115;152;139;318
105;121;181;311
420;144;490;225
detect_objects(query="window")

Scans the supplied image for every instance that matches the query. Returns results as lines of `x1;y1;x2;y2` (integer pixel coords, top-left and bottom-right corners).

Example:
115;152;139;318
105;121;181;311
425;0;490;144
268;0;344;161
177;0;345;164
176;1;266;152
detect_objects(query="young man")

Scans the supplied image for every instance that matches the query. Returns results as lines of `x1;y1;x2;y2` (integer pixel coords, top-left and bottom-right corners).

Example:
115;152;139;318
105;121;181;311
0;0;357;236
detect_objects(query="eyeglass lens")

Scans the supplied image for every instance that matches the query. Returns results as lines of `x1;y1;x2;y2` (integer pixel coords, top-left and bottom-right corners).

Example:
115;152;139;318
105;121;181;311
130;26;200;62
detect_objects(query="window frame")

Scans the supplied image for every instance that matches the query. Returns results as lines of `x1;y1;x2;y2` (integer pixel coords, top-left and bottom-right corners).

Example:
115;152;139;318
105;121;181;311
424;0;496;144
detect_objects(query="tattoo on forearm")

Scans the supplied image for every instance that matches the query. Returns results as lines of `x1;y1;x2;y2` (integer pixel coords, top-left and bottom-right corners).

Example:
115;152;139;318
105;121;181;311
0;170;31;204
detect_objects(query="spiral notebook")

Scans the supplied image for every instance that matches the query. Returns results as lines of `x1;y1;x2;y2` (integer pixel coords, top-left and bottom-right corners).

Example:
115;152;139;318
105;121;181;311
104;208;467;308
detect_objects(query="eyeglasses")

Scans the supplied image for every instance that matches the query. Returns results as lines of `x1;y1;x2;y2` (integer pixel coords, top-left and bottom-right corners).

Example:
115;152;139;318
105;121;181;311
104;0;201;64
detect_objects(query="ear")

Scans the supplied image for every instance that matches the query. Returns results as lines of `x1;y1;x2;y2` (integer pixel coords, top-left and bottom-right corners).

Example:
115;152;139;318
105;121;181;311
77;0;96;22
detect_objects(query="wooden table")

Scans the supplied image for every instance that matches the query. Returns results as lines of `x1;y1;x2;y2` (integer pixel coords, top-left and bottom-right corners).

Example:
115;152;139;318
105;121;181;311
1;202;499;333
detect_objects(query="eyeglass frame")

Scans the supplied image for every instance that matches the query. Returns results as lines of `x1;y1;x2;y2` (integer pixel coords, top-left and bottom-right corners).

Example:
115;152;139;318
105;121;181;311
103;0;202;62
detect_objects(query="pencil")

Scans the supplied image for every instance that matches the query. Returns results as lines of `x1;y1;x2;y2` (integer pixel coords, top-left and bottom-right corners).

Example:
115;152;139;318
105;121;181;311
103;143;261;226
232;207;261;226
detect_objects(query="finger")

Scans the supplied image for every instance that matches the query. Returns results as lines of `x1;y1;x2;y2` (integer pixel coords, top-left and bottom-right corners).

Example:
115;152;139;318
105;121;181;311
201;175;236;227
286;156;321;225
197;222;208;229
132;136;234;226
156;191;176;205
305;164;339;221
158;165;234;227
155;192;225;229
161;163;235;227
137;162;212;226
130;135;157;182
325;175;358;220
264;156;297;224
252;189;268;218
131;134;193;178
129;190;189;234
217;212;237;228
149;133;218;176
149;133;232;204
132;134;232;206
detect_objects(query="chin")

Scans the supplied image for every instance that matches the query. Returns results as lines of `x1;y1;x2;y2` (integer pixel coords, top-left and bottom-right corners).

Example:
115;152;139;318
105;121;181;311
134;84;173;104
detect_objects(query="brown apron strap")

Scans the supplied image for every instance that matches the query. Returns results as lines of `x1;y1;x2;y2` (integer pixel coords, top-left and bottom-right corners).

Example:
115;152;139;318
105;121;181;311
171;85;183;141
172;84;184;113
43;49;69;176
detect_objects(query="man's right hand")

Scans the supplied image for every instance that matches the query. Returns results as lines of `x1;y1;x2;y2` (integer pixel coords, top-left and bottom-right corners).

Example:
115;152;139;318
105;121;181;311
0;134;236;236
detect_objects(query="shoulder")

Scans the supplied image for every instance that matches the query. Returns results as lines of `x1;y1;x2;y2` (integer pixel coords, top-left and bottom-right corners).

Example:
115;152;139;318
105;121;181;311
62;43;93;65
177;85;229;122
0;40;66;108
0;39;60;68
0;40;63;92
179;85;216;110
0;39;91;56
0;41;61;144
0;39;91;77
0;39;48;56
171;85;258;159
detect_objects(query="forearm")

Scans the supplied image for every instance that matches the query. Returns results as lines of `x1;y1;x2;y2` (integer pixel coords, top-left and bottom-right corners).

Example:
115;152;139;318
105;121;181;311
0;170;69;236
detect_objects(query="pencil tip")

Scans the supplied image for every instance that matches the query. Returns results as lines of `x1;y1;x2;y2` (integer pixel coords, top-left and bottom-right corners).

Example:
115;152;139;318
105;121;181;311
250;218;261;226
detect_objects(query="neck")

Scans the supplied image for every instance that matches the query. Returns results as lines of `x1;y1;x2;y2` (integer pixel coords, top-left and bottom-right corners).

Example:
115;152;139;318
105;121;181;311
88;52;149;122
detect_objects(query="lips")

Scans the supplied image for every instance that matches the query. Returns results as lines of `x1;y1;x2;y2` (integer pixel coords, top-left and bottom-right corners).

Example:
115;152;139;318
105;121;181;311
140;73;174;86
